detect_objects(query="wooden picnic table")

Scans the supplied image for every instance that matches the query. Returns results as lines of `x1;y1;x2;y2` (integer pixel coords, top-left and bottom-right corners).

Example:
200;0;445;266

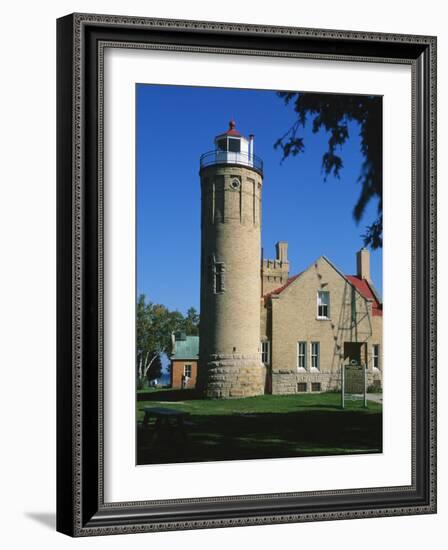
142;407;190;443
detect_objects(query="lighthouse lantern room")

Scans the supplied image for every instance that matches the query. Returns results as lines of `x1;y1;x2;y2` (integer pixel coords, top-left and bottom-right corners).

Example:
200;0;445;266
199;120;262;173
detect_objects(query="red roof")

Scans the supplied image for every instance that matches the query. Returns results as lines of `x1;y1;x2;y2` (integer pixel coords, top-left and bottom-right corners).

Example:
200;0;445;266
224;128;242;136
263;274;301;302
264;271;382;316
345;275;383;316
219;119;242;137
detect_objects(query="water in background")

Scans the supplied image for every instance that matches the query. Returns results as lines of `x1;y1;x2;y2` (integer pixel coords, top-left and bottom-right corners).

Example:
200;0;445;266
158;372;171;387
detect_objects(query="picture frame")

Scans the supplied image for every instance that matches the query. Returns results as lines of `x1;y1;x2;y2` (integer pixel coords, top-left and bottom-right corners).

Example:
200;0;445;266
56;12;437;536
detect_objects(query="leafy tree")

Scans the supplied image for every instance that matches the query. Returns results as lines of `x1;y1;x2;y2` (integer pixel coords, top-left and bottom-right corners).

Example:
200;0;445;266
275;92;383;249
136;295;200;387
146;352;162;384
183;307;200;336
137;295;177;386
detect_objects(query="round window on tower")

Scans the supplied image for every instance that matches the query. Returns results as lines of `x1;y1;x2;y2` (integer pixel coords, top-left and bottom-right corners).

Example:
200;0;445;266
230;178;241;190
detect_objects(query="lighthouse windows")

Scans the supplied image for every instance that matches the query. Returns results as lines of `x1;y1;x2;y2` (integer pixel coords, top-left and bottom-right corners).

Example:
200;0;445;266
215;263;225;293
216;137;241;153
228;138;241;153
209;256;225;294
217;138;227;151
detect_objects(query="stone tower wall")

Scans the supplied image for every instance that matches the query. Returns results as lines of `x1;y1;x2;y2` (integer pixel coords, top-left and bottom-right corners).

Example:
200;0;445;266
198;164;265;398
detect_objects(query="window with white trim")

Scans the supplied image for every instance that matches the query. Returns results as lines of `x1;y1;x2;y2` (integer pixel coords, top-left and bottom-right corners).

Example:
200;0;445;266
217;138;227;151
317;291;330;318
228;137;241;152
261;341;270;365
311;342;320;369
297;341;307;370
372;344;380;369
183;364;192;377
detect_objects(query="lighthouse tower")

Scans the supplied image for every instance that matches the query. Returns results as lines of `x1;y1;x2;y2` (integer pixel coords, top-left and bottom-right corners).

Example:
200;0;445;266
197;120;265;398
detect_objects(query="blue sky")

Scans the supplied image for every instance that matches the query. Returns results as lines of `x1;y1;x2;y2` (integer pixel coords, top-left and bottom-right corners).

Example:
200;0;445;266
136;84;382;314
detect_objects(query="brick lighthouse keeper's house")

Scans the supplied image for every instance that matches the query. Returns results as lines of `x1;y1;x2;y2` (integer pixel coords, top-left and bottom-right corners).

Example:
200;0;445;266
190;121;382;399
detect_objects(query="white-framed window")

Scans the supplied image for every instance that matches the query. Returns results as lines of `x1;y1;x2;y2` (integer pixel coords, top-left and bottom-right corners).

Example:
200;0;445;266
217;138;227;151
261;340;270;365
311;342;320;369
372;344;380;369
228;137;241;153
297;341;307;370
317;290;330;319
183;364;192;378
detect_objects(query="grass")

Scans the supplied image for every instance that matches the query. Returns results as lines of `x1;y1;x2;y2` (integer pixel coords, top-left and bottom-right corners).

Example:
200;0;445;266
136;390;382;465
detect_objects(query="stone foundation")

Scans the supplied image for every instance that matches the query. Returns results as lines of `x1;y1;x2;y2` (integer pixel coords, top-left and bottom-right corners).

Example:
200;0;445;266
271;369;382;394
198;353;266;398
271;371;338;394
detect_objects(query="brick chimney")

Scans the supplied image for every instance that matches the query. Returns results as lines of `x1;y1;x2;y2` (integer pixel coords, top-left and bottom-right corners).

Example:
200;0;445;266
356;248;370;281
276;241;288;263
261;241;290;295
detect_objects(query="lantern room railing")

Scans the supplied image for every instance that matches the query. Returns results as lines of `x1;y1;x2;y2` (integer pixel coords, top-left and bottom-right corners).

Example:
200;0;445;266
200;150;263;175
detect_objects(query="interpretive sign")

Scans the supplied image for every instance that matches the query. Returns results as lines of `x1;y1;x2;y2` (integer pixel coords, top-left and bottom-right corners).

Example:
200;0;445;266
341;362;367;408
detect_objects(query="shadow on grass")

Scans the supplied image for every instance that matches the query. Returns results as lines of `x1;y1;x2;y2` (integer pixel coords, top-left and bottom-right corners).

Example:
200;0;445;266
137;389;200;402
137;409;382;465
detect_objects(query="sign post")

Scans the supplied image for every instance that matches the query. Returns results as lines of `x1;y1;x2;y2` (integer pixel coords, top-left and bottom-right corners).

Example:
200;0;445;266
341;361;367;409
364;364;367;408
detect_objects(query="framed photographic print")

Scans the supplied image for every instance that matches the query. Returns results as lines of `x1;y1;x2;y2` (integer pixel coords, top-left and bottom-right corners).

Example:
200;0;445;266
56;13;437;536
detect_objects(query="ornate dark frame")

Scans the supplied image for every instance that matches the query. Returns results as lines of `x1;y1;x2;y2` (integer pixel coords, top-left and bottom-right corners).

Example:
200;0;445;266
56;13;437;537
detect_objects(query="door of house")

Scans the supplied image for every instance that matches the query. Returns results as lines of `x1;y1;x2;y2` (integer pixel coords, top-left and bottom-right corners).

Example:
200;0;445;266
343;342;362;366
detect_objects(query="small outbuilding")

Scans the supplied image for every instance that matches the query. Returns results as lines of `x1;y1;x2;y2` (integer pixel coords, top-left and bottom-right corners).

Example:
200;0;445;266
170;332;199;390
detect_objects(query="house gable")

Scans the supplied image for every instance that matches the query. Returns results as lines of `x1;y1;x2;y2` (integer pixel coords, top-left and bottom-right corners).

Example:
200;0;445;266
266;255;378;308
267;256;376;377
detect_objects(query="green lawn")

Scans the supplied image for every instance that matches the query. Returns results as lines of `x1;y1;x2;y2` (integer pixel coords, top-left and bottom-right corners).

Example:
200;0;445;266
136;390;382;465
